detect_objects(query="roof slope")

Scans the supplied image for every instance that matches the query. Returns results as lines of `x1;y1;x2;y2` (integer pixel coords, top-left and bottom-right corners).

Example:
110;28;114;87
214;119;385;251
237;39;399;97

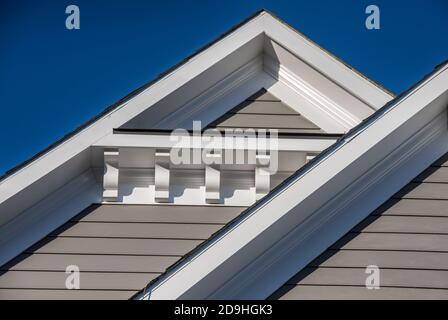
270;153;448;300
207;89;322;134
0;205;245;299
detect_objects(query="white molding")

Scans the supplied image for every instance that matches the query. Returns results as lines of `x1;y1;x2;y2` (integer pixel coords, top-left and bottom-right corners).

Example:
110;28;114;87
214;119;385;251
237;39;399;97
103;149;119;202
137;64;448;300
154;150;171;203
205;152;222;204
156;56;263;129
264;58;359;132
262;13;394;108
94;133;337;152
255;154;270;200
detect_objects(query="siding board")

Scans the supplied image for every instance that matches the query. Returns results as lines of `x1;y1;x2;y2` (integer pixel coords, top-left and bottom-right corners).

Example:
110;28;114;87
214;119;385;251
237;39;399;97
2;254;179;273
51;222;223;239
0;289;138;300
272;285;448;300
233;101;297;114
71;205;243;224
287;267;448;289
396;182;448;200
374;199;448;217
0;271;158;290
27;237;203;256
310;250;448;270
331;233;448;252
352;216;448;234
215;114;320;130
413;166;448;183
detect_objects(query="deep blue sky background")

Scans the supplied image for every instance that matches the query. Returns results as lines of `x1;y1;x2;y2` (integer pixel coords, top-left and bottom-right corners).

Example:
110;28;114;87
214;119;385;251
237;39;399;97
1;0;447;175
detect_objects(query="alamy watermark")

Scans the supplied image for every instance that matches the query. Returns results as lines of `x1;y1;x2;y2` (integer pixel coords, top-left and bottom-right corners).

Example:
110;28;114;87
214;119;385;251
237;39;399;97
169;121;279;174
365;5;380;30
65;5;80;30
365;265;380;289
65;265;80;289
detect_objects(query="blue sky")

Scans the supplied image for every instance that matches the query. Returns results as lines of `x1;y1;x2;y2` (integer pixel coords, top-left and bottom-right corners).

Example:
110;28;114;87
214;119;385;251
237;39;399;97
1;0;447;175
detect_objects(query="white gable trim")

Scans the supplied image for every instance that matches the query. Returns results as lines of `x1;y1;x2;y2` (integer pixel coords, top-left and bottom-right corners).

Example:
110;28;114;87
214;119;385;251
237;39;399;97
263;13;393;108
93;132;337;152
264;60;359;132
138;64;448;300
0;11;393;207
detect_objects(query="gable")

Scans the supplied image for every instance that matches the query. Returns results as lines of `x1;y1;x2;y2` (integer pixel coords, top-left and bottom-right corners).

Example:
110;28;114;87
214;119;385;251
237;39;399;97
0;10;399;297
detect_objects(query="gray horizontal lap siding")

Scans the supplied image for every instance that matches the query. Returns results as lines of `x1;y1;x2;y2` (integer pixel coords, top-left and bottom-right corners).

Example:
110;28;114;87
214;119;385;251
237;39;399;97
207;89;322;134
271;153;448;300
0;205;245;299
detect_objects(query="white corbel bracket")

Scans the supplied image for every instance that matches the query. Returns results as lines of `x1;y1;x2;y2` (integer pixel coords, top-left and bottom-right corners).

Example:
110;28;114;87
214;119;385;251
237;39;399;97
205;152;222;204
103;148;119;202
255;153;271;200
155;150;171;203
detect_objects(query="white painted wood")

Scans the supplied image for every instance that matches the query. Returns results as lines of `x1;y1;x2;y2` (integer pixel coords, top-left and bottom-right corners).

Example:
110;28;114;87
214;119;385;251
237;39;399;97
154;151;170;203
94;133;337;152
265;57;359;132
255;154;270;200
103;149;119;202
205;152;222;204
262;13;394;108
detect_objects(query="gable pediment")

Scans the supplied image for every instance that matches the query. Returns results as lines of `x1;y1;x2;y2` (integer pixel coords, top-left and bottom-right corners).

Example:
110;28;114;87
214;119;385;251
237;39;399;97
0;10;398;290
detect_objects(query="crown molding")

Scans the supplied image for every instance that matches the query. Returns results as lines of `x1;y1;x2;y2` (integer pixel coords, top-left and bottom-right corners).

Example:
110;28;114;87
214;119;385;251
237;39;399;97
264;57;360;132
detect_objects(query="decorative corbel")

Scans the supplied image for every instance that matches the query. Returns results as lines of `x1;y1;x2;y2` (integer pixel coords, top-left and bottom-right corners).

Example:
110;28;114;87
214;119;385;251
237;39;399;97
155;150;171;202
255;153;270;200
103;148;119;202
204;152;222;204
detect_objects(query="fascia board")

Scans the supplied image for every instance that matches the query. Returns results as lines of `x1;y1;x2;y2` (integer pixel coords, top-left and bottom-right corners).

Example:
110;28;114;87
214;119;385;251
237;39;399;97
140;64;448;300
93;133;338;152
262;13;394;109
